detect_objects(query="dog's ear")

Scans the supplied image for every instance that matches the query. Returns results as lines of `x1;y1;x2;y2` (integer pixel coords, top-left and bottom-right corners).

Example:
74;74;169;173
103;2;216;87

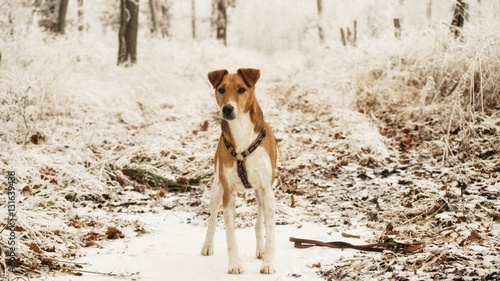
207;69;228;88
237;68;260;87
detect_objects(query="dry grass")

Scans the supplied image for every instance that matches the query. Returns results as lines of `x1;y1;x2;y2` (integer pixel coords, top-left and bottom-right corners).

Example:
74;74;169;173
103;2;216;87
353;23;500;166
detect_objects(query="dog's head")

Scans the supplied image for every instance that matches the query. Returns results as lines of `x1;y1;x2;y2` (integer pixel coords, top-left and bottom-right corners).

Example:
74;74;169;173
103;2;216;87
208;68;260;121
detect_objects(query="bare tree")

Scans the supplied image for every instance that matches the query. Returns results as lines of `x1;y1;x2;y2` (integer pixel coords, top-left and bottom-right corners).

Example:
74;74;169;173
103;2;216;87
149;0;159;35
149;0;171;37
57;0;68;34
77;0;84;31
451;0;467;38
426;0;432;22
340;21;356;47
393;18;401;39
118;0;139;66
191;0;196;39
212;0;227;45
316;0;325;43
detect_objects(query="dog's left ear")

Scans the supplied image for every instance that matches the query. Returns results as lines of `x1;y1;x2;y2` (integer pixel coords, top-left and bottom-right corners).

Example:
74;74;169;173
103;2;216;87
208;69;228;89
237;68;260;87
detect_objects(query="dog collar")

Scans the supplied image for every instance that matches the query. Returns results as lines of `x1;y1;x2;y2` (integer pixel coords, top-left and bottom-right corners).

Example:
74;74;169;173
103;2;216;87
222;128;267;189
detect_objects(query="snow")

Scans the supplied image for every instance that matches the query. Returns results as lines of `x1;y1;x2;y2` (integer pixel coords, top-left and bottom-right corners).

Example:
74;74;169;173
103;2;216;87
1;1;500;281
30;212;368;281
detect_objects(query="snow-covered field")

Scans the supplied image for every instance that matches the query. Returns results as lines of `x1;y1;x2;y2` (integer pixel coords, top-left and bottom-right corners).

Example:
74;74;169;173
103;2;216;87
1;1;499;281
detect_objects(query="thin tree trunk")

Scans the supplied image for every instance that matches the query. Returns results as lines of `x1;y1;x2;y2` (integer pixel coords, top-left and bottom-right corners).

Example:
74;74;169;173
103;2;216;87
215;0;227;45
191;0;196;39
316;0;324;43
393;18;401;39
352;20;357;47
160;4;170;37
149;0;158;35
426;0;432;22
211;0;227;45
118;0;139;66
340;28;346;46
77;0;84;31
57;0;69;34
451;0;467;38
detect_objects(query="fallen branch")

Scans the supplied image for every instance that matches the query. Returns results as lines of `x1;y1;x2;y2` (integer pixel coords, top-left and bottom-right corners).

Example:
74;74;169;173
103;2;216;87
121;168;210;192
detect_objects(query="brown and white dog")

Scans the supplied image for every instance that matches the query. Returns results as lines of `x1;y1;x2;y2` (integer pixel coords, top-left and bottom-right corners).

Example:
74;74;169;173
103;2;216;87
201;68;278;274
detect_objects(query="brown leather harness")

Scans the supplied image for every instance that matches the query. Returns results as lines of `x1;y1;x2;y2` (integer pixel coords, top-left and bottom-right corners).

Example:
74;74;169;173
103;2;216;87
222;128;266;189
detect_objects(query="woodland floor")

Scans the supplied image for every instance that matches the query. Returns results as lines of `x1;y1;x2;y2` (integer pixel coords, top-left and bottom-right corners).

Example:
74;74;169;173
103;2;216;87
1;29;499;281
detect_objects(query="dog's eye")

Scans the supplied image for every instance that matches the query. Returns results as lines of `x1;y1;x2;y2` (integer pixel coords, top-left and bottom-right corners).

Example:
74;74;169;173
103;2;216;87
237;88;246;94
218;88;226;94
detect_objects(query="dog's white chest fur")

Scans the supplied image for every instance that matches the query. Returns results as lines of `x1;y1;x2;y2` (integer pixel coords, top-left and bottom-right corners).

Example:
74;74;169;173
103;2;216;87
223;146;272;190
224;112;273;190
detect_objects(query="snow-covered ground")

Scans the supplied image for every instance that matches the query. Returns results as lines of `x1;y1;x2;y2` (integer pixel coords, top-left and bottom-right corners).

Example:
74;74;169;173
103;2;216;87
30;211;374;281
1;1;499;281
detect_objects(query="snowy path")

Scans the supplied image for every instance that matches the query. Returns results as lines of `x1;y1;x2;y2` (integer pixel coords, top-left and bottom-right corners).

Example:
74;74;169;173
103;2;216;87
31;212;368;281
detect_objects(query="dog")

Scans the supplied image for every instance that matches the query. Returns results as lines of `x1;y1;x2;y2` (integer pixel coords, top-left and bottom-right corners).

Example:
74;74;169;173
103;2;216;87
201;68;278;274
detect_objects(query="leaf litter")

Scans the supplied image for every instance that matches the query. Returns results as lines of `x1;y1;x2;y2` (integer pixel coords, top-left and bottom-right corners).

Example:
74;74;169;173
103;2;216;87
0;20;499;281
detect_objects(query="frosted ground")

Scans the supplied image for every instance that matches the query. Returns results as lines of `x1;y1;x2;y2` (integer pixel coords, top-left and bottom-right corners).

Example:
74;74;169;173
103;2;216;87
1;1;499;280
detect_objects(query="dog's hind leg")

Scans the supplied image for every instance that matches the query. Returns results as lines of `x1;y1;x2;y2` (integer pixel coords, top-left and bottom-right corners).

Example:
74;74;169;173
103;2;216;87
260;185;276;274
201;176;223;256
255;189;265;259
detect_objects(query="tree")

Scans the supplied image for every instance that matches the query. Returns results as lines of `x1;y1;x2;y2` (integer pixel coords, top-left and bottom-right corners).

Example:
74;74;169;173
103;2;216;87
191;0;196;39
451;0;467;38
118;0;139;66
316;0;325;43
426;0;432;22
57;0;68;34
150;0;171;37
77;0;84;32
212;0;227;45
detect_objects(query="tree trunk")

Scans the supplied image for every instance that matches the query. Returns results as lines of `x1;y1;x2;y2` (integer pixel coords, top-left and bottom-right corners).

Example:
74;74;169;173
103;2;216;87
77;0;84;32
340;28;346;46
191;0;196;39
426;0;432;22
316;0;324;43
149;0;158;35
213;0;227;45
451;0;466;38
57;0;69;34
352;20;357;47
393;18;401;39
159;0;171;37
118;0;140;66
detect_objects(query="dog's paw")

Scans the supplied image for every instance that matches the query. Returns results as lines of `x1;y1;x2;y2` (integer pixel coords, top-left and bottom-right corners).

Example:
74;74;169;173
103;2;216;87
228;263;244;274
201;245;214;256
256;249;265;259
260;263;276;274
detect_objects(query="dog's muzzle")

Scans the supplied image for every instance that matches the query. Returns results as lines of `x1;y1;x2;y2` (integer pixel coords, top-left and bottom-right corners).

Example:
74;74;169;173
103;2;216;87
222;104;235;120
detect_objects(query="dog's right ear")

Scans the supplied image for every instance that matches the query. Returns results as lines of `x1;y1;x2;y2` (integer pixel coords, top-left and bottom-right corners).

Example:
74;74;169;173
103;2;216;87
207;69;228;89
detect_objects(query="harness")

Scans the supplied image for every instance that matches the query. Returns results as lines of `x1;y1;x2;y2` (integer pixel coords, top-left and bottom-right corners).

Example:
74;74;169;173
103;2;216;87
221;128;266;189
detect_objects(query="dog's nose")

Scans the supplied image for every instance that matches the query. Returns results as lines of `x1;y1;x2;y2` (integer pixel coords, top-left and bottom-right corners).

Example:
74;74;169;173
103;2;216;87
222;104;234;119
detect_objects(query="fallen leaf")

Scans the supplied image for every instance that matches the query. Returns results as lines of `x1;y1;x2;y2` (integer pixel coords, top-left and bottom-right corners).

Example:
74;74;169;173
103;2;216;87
105;226;124;240
29;242;42;254
466;229;482;245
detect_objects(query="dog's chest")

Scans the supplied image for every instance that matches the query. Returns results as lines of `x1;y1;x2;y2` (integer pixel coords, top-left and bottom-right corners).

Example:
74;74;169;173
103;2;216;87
223;147;273;190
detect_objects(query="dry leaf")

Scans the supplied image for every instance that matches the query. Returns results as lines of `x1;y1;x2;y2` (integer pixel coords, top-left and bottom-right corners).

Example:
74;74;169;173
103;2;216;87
200;120;209;131
105;226;124;240
466;229;482;245
29;242;42;254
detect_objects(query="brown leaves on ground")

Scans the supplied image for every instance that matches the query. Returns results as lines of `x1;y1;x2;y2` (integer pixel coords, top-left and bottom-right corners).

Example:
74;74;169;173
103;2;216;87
465;229;482;246
105;226;124;240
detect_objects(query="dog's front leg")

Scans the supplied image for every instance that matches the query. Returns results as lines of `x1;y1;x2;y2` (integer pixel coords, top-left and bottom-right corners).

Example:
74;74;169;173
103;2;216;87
260;186;276;274
201;178;223;256
255;189;265;259
224;189;244;274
